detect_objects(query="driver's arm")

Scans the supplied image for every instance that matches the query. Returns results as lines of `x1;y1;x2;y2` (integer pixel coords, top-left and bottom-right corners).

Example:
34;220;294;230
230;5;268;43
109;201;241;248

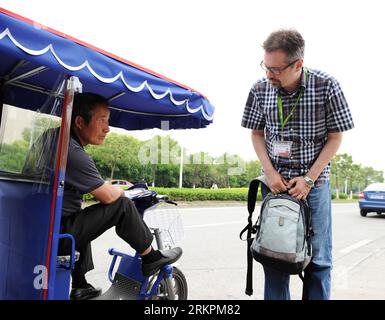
91;182;124;204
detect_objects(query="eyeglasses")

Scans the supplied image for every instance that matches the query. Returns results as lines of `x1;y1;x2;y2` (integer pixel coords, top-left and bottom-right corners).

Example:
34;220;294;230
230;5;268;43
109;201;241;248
260;59;299;75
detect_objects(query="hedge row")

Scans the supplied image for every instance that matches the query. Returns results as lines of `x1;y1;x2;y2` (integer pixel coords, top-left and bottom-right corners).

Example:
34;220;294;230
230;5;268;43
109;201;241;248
331;193;357;200
150;187;263;201
82;188;257;202
151;189;357;202
83;188;356;202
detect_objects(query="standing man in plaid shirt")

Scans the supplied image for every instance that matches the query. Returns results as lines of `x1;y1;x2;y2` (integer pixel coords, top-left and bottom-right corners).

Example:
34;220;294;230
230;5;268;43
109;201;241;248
241;29;354;300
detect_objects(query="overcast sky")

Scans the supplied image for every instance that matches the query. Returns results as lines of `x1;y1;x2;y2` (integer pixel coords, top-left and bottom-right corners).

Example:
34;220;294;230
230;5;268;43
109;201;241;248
2;0;385;176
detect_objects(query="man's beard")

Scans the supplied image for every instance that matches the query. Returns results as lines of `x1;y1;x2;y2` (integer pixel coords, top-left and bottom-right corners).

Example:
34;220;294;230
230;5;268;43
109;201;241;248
269;78;282;88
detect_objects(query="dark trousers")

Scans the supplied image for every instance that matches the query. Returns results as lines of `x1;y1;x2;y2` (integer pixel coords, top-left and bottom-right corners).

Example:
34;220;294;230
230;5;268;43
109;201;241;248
60;197;154;276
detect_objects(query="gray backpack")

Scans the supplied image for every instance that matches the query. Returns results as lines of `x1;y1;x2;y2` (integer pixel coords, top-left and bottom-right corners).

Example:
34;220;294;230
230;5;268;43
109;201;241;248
240;177;313;296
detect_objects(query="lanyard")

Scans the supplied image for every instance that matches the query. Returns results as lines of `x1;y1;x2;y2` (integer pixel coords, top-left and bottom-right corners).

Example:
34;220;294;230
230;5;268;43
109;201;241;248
277;68;308;130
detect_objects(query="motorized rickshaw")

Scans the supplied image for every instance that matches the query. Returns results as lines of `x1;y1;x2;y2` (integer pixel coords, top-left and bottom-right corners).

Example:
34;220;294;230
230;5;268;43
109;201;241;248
0;7;214;300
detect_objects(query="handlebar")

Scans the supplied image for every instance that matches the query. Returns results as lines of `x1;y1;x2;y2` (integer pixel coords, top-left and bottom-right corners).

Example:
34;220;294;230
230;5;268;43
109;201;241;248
155;194;177;206
123;186;177;215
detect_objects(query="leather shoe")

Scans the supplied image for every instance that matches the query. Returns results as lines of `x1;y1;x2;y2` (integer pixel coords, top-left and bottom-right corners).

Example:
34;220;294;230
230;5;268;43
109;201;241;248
142;247;183;277
70;283;102;300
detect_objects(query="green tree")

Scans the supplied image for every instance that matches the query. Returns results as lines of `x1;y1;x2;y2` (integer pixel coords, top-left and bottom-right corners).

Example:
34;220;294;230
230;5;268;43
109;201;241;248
183;152;214;188
235;160;262;187
0;140;29;172
360;166;384;187
330;153;384;194
137;135;181;187
22;116;61;143
87;133;141;180
331;153;353;194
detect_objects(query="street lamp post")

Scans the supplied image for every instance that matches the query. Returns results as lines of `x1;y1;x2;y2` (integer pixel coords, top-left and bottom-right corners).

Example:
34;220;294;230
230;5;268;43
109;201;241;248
179;145;184;189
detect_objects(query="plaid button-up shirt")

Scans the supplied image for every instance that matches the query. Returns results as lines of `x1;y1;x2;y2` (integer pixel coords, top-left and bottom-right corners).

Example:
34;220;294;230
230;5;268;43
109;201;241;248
241;67;354;186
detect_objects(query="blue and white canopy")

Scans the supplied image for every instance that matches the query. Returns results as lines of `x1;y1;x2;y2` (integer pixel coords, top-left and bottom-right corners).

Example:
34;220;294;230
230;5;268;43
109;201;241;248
0;8;214;130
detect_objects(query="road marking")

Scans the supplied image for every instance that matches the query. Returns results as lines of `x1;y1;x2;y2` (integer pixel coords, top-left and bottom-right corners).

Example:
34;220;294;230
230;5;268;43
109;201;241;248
333;247;385;288
339;239;373;254
185;220;245;229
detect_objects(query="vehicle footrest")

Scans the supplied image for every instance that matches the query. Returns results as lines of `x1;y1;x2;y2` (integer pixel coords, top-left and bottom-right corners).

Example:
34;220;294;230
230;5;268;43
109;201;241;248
93;272;141;300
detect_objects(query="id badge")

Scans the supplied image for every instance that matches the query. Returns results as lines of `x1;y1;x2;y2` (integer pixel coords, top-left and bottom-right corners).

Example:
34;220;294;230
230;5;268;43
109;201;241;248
272;141;292;158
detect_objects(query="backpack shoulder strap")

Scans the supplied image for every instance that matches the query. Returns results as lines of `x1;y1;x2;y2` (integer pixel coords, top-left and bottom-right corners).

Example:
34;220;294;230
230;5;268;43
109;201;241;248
299;199;313;300
241;176;270;296
239;175;269;240
239;178;261;240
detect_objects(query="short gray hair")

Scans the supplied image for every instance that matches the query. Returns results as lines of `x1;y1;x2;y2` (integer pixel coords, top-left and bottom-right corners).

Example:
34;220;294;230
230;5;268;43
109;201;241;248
71;92;109;127
263;29;305;63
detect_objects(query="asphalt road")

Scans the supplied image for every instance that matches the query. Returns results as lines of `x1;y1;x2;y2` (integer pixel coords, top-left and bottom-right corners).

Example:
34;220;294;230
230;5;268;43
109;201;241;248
87;202;385;300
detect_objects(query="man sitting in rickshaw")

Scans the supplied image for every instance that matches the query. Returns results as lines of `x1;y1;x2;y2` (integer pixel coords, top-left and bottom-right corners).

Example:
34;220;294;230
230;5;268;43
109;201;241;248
50;93;182;300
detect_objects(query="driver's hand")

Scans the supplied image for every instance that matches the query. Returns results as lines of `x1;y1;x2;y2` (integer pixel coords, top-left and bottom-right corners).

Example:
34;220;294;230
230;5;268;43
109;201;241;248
126;181;134;188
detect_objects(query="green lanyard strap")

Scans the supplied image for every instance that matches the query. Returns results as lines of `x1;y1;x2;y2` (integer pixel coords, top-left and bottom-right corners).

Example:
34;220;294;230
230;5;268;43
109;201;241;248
277;68;308;130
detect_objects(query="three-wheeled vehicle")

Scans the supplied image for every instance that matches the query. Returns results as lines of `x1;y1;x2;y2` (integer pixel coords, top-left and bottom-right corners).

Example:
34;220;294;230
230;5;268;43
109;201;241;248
0;8;214;300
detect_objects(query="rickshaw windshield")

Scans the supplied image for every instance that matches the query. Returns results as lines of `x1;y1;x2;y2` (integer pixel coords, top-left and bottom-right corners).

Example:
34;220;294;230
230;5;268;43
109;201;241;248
0;79;66;184
0;76;72;300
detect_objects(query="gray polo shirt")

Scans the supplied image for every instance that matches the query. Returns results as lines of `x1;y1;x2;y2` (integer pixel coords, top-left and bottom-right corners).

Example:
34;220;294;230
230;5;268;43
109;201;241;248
62;135;104;217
